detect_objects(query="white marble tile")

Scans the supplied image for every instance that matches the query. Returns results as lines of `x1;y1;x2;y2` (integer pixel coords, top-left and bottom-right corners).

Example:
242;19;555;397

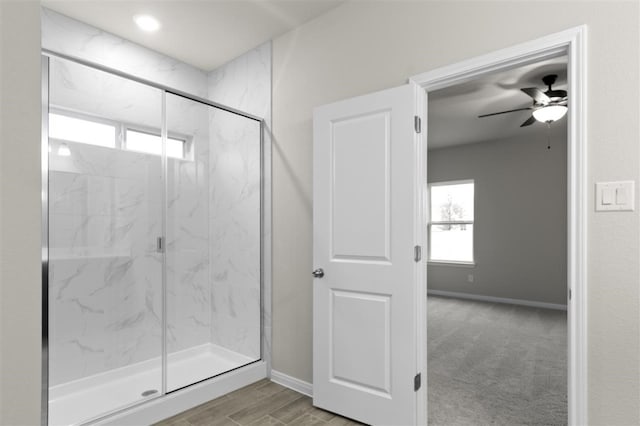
208;41;270;360
207;42;271;118
49;140;164;384
49;56;164;132
166;248;211;353
165;96;212;354
43;8;208;97
48;253;164;385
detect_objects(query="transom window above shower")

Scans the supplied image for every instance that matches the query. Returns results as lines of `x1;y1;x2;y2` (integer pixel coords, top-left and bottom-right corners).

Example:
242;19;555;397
48;110;192;160
125;128;186;159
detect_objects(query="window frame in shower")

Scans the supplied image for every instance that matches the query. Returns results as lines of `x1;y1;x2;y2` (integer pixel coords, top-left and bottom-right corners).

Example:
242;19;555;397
48;105;193;161
41;50;268;426
123;126;191;161
48;108;119;149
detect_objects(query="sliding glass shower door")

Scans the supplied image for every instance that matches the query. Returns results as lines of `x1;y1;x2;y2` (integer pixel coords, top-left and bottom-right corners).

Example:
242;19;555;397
47;57;164;425
165;94;261;391
46;56;263;425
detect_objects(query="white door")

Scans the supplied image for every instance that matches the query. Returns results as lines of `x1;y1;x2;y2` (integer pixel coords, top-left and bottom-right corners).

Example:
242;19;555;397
313;85;424;425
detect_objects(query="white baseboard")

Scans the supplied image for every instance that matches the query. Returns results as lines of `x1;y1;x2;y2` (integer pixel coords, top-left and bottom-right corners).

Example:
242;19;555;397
270;370;313;397
428;289;567;311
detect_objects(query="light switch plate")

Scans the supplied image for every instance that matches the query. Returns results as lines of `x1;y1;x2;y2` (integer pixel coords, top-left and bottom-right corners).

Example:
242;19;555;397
596;181;635;211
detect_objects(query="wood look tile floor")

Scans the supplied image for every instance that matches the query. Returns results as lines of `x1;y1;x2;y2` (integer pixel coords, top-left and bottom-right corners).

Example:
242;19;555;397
154;379;364;426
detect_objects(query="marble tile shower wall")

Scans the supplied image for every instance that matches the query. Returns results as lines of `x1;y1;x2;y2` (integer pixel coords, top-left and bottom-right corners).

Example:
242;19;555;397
166;97;212;355
207;43;271;360
208;111;261;360
42;8;208;97
49;145;165;386
49;56;163;129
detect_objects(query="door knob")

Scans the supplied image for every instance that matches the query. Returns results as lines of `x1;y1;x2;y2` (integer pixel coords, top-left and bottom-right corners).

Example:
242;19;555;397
312;268;325;278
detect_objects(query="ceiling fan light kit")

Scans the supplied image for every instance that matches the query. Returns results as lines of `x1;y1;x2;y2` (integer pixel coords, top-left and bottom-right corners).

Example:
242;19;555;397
478;74;568;127
532;104;568;123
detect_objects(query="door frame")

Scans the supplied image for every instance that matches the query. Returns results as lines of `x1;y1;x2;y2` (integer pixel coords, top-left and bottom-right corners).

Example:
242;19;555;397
409;26;587;425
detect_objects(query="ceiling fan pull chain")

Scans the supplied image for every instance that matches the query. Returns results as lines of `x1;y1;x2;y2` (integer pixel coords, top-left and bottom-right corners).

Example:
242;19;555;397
546;122;552;150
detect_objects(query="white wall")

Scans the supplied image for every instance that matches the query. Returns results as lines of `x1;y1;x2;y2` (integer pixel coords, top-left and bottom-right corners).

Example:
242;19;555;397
271;1;639;424
427;131;567;305
0;2;42;425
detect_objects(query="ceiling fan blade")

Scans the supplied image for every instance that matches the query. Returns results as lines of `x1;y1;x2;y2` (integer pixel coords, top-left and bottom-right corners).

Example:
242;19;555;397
520;115;537;127
478;107;532;118
521;88;551;105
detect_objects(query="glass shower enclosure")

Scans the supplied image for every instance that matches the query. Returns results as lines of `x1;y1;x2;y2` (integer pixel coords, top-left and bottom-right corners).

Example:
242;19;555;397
44;55;262;425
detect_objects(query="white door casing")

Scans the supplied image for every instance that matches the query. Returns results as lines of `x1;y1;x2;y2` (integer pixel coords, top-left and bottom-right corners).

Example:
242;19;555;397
312;85;423;425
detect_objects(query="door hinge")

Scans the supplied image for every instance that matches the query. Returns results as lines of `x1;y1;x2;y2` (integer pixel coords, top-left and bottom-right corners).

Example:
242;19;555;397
414;116;421;133
414;373;422;391
414;245;422;262
156;236;164;253
569;288;572;300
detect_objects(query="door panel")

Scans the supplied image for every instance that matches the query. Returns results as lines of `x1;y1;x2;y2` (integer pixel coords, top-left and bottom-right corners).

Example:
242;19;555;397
331;110;391;262
331;290;391;395
313;85;419;425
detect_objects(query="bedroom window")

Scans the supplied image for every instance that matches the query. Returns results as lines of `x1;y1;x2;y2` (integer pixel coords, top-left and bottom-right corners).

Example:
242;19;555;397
428;180;474;264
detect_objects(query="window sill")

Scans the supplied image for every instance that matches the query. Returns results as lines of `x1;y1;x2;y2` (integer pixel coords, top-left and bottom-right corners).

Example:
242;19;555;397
427;261;475;268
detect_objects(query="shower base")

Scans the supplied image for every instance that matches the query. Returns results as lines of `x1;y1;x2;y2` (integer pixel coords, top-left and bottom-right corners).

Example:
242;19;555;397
49;343;256;426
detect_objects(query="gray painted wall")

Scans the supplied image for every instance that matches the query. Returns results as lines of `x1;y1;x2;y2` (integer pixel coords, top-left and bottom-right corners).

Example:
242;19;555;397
427;131;567;305
0;2;42;425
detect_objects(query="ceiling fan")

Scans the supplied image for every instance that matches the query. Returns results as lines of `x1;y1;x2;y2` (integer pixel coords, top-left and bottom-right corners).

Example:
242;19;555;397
478;74;568;127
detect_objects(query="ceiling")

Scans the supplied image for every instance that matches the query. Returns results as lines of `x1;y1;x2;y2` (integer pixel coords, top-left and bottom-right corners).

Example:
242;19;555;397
42;0;346;71
428;56;568;150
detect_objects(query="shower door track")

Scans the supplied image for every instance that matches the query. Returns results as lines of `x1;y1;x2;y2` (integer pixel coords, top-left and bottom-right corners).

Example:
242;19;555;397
41;49;264;123
41;50;268;426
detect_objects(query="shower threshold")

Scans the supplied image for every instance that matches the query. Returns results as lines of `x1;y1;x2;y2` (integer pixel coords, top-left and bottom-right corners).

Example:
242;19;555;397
48;343;255;426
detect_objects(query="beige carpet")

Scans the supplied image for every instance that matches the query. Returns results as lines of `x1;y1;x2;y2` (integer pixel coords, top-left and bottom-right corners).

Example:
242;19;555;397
427;295;567;426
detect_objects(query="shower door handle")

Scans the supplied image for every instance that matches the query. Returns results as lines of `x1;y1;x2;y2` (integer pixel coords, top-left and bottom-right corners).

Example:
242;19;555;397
312;268;325;278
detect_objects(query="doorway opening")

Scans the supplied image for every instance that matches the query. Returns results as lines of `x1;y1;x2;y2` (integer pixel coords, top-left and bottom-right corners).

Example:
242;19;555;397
426;56;568;424
410;26;587;425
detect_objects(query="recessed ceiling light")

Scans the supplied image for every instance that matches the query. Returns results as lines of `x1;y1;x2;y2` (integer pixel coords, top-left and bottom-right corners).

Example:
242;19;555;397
134;14;161;32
